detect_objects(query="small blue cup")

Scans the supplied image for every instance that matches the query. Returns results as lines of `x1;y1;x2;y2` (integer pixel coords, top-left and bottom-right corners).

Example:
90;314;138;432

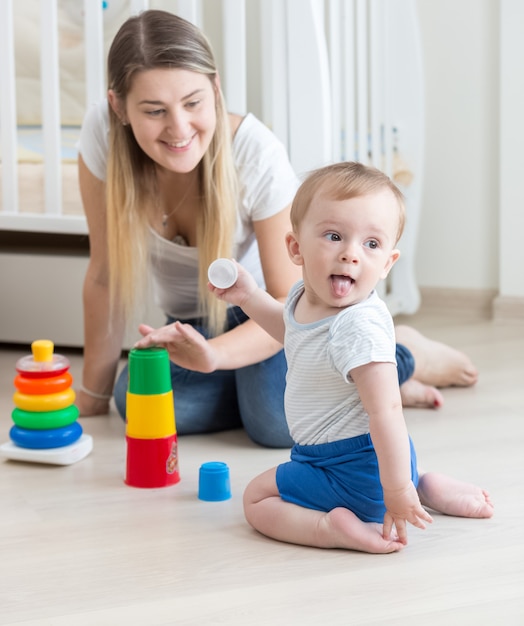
198;461;231;501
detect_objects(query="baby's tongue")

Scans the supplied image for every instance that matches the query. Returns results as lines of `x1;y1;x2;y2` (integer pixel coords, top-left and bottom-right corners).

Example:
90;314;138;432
331;275;352;297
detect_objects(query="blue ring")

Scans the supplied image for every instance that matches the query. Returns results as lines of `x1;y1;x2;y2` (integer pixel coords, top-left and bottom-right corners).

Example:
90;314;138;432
10;422;83;449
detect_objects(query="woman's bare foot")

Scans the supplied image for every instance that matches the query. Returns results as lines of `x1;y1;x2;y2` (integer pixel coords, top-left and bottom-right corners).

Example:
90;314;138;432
395;325;479;388
400;378;444;409
323;508;405;553
417;472;494;518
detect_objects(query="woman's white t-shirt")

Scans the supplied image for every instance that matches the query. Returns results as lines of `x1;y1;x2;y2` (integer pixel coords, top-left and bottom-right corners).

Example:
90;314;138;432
78;100;300;318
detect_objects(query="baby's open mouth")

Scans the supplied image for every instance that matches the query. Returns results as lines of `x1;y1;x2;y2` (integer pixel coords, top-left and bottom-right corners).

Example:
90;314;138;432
330;274;354;297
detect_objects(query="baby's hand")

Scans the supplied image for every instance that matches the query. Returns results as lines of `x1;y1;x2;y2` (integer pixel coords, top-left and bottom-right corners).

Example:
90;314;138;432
207;259;259;307
382;482;433;544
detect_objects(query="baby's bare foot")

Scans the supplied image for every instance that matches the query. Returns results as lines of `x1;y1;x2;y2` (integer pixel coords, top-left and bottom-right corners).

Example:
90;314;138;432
417;472;494;518
400;378;444;409
395;325;479;388
322;508;404;553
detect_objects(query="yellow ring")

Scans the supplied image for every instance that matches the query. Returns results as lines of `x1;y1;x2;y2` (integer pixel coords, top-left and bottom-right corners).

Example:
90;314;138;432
13;388;76;412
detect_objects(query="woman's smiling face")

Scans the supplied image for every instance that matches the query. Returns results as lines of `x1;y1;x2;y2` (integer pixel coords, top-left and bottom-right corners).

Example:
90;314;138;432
119;67;217;173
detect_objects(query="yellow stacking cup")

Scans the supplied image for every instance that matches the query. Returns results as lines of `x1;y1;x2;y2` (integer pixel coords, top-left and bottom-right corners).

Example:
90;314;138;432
126;390;175;439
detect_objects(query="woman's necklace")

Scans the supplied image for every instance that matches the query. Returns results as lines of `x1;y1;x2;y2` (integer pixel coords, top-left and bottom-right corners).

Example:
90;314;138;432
162;185;191;230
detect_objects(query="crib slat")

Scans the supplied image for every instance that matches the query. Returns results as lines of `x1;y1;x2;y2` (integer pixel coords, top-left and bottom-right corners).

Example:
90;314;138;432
355;0;369;164
342;1;356;162
176;0;202;26
382;0;393;178
83;0;105;108
260;0;288;147
40;0;62;215
286;0;332;174
0;0;19;215
368;0;382;169
328;0;343;163
222;0;247;115
130;0;149;14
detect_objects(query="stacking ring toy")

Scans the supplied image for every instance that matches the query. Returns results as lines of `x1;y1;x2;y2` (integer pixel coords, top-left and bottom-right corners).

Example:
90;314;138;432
14;372;73;395
10;422;83;449
11;405;79;430
13;388;76;412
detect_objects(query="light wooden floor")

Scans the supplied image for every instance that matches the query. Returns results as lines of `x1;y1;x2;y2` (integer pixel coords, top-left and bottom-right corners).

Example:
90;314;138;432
0;310;523;626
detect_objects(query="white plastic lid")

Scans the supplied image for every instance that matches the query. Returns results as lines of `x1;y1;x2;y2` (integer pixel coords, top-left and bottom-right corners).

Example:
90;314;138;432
208;258;238;289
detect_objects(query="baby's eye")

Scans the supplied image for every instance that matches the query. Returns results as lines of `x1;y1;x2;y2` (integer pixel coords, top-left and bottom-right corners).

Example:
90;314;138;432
364;239;379;249
325;232;341;242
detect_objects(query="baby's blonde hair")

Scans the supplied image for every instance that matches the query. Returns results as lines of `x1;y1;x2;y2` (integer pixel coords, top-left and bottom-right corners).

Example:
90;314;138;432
106;10;237;334
290;162;405;244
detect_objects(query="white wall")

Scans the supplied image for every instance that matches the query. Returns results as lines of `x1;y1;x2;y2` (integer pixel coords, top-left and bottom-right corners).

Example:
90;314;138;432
415;0;500;292
499;0;524;299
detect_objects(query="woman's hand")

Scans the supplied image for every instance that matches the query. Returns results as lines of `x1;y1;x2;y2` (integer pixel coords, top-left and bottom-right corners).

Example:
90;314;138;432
134;321;219;373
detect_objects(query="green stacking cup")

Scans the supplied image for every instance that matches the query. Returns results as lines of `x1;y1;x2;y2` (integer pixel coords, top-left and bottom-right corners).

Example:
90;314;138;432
127;347;172;395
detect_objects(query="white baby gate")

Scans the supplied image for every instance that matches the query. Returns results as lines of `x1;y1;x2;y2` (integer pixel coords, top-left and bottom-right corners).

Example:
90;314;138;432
0;0;424;315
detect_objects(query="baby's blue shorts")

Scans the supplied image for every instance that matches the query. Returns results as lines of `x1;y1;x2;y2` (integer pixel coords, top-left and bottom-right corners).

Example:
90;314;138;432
275;433;419;523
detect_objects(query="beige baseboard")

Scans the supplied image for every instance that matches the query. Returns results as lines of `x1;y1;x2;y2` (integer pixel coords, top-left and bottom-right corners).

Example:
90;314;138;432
416;287;524;323
417;287;497;319
492;294;524;323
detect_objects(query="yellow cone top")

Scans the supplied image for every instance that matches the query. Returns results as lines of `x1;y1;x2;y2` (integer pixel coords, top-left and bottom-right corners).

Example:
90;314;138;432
31;340;54;362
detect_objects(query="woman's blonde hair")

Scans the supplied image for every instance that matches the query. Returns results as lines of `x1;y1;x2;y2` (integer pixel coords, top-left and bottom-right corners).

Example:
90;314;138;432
106;10;237;334
290;161;406;243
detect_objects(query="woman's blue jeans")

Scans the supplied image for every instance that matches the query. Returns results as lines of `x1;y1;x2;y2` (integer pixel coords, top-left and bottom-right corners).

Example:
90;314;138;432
114;307;415;449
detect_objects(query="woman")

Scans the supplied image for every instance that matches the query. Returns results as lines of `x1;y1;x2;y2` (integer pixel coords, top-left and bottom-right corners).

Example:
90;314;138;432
77;10;477;447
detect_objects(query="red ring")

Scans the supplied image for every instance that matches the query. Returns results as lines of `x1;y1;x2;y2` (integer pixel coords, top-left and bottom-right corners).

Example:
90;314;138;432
14;372;73;395
15;365;69;379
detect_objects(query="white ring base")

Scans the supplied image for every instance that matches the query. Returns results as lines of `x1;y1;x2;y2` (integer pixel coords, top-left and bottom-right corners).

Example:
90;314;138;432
0;434;93;465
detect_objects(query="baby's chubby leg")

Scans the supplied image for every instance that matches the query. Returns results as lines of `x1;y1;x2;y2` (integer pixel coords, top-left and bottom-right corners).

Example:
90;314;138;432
243;468;404;554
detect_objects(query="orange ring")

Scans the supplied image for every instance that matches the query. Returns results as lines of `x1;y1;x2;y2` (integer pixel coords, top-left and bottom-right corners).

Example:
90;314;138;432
14;372;73;395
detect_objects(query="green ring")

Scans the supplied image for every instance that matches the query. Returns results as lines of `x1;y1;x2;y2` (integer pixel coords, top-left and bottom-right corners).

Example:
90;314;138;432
11;405;79;430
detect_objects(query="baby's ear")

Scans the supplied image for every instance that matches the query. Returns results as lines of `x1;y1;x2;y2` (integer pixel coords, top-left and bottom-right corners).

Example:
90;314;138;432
285;231;304;266
380;248;401;279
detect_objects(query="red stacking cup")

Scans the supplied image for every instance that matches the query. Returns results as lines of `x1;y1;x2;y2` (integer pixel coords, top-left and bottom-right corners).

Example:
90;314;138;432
125;434;179;488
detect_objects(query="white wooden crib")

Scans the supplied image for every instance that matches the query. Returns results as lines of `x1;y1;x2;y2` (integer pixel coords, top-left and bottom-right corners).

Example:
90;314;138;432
0;0;424;346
